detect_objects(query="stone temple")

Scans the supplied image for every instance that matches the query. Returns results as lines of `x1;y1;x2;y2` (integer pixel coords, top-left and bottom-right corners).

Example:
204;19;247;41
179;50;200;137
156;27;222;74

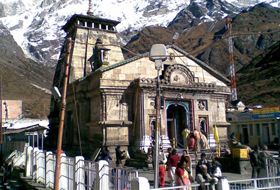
47;12;231;158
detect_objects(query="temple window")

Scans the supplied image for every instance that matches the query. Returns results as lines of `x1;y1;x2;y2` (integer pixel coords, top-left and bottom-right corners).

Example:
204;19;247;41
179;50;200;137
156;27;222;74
78;20;85;26
101;48;110;63
101;24;106;30
87;22;92;28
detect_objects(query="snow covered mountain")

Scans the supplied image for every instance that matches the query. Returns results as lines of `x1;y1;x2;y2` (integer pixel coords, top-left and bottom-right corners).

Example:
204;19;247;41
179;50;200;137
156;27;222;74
0;0;279;66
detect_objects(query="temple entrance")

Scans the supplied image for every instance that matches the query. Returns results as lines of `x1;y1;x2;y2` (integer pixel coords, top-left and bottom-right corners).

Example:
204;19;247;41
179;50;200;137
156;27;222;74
199;116;208;137
167;104;187;147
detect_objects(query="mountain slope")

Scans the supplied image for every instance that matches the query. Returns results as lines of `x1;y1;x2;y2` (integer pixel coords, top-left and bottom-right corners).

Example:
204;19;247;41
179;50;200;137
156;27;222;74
236;40;280;106
125;3;280;77
0;22;53;118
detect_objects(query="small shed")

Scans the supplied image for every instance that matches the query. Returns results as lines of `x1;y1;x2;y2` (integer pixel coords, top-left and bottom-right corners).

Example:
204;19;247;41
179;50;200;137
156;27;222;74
3;119;49;158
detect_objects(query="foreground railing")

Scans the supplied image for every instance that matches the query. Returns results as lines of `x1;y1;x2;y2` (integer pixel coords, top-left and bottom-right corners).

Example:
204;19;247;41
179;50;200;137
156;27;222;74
151;183;211;190
229;176;280;190
8;146;141;190
266;157;280;177
151;176;280;190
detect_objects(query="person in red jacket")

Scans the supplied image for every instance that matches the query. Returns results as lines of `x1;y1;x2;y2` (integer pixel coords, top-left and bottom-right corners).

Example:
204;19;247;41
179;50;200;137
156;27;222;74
167;149;180;186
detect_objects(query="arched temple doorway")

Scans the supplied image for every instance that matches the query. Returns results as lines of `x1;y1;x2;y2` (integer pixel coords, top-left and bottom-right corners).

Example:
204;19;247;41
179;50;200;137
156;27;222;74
199;117;208;136
166;101;191;147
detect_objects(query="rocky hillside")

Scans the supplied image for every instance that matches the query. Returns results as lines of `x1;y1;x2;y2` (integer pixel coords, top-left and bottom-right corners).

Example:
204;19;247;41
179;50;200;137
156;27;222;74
236;40;280;106
0;22;53;118
125;3;280;76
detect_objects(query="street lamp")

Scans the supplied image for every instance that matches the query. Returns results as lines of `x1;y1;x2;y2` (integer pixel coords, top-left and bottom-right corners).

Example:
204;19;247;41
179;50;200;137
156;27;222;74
149;44;167;188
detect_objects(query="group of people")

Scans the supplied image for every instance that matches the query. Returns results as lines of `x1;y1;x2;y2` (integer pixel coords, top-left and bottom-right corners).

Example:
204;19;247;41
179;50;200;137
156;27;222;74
182;128;210;151
100;145;126;167
163;148;193;189
249;145;270;178
159;148;223;190
195;153;222;190
100;145;224;189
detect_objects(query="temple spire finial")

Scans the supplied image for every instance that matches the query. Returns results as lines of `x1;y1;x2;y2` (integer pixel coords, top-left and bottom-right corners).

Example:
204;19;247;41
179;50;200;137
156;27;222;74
87;0;93;16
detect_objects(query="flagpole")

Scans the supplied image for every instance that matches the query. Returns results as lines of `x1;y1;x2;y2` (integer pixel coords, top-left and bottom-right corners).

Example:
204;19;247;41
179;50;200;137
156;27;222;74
214;125;220;157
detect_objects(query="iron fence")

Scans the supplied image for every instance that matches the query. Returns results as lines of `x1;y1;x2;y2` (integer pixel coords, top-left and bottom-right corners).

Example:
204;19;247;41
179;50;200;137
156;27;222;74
83;160;138;190
229;176;280;190
84;160;97;189
150;182;211;190
266;157;280;177
151;176;280;190
104;165;138;190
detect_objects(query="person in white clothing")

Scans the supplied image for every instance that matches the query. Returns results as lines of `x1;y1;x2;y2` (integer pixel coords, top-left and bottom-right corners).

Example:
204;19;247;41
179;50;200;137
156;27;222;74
211;161;222;178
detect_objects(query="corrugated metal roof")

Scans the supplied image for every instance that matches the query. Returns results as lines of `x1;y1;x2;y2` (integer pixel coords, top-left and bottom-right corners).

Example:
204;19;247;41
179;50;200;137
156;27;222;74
4;125;49;135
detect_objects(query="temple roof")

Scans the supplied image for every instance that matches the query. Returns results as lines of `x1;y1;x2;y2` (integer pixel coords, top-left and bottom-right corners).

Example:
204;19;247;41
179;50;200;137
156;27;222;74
62;14;120;32
99;45;231;84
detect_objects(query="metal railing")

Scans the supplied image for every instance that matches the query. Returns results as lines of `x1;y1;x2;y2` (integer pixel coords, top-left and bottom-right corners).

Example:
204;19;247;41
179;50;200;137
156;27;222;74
266;157;280;177
151;176;280;190
82;160;138;190
229;176;280;189
84;160;97;189
106;165;138;190
151;182;211;190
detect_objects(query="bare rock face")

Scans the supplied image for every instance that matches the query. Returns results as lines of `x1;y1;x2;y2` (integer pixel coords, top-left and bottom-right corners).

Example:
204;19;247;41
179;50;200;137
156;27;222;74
0;1;25;17
143;1;169;17
168;0;242;31
0;21;24;57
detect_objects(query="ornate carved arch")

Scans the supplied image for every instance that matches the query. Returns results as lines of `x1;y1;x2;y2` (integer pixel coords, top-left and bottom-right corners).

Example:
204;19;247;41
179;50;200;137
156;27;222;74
164;64;194;86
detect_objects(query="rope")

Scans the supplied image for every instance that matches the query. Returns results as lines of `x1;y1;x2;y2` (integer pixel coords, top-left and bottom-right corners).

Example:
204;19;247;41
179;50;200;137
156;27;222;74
72;84;83;156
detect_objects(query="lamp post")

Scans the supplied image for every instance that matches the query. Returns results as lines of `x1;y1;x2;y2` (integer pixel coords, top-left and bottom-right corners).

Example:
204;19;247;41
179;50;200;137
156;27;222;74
149;44;167;188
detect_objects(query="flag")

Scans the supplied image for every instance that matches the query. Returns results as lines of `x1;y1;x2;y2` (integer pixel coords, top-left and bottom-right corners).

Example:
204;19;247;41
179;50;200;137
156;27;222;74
214;125;219;143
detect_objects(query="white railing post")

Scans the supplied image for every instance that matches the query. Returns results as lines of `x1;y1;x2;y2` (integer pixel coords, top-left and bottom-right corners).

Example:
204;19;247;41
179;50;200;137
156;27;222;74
75;156;85;190
68;157;74;190
265;158;269;177
88;162;95;188
60;153;68;190
25;146;33;177
72;157;76;190
131;177;150;190
253;178;258;190
36;150;45;183
45;151;55;188
33;147;39;180
95;160;109;190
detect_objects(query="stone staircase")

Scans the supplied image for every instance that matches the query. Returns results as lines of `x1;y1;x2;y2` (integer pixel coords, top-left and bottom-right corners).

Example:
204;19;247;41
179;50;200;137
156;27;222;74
125;148;217;169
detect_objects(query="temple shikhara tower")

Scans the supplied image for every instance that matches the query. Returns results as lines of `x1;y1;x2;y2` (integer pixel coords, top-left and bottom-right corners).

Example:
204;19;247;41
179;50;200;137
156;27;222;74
47;4;231;158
